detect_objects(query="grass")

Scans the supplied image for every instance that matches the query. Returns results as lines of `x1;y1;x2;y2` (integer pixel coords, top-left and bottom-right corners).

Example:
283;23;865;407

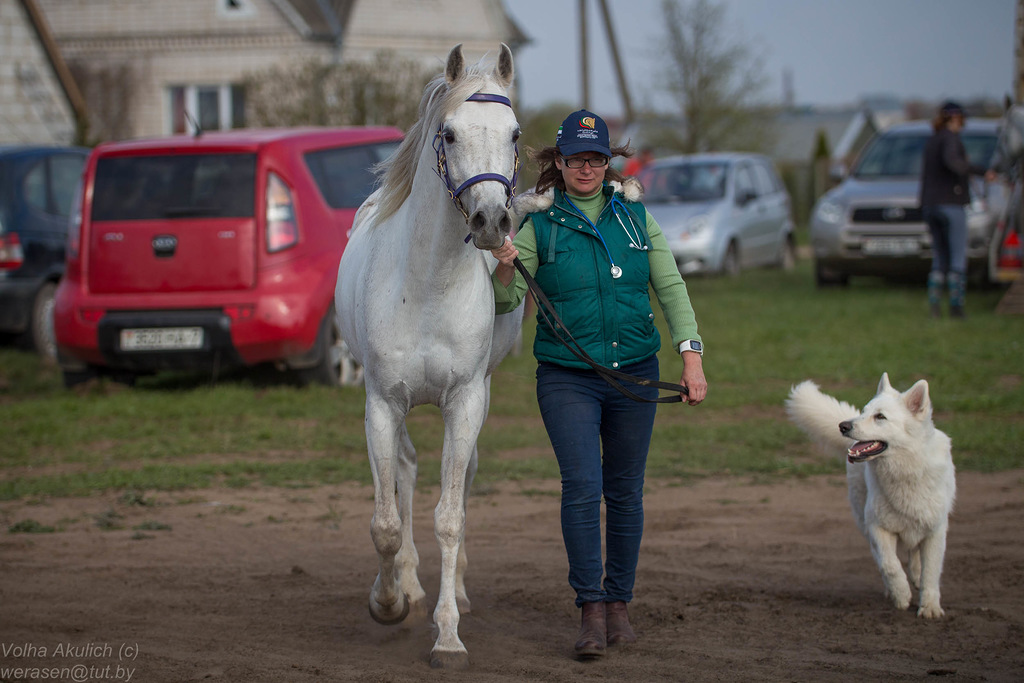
1;259;1021;501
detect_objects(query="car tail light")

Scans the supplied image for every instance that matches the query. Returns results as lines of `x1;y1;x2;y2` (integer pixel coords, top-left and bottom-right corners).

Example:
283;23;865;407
266;172;299;253
0;233;24;271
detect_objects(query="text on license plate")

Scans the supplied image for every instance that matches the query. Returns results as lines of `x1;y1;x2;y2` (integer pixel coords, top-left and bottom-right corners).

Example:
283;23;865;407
862;238;919;256
120;327;204;351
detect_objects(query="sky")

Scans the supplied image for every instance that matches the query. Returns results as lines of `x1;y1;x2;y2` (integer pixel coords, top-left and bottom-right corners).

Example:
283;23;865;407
501;0;1016;118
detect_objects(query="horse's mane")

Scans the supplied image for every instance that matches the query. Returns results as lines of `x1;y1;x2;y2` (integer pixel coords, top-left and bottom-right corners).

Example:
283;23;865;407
371;59;505;226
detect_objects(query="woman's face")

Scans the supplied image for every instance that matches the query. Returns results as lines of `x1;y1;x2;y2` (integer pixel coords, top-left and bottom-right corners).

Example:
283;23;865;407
556;153;608;196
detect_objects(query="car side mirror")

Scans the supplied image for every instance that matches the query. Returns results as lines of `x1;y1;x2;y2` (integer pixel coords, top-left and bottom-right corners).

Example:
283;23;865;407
736;189;757;206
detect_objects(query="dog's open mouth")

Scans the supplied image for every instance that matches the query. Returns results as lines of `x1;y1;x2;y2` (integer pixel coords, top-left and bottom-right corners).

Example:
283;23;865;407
847;440;887;463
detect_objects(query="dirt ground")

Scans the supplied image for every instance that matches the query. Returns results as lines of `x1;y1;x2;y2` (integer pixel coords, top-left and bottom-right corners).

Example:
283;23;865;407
1;470;1022;683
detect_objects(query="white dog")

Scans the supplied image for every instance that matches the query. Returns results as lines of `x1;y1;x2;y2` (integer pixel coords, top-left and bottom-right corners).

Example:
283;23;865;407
785;373;956;618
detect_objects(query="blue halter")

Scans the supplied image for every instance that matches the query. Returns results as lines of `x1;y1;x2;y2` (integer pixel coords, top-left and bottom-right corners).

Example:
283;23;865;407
432;92;520;224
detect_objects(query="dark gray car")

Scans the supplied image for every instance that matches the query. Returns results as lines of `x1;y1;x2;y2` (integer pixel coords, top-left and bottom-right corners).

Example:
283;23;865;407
0;145;89;359
809;119;1003;286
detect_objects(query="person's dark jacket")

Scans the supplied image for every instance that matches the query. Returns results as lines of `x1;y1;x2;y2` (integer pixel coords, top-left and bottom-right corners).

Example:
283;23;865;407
919;127;987;207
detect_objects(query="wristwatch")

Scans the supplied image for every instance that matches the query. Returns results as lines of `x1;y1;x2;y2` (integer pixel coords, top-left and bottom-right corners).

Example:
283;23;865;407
678;339;703;356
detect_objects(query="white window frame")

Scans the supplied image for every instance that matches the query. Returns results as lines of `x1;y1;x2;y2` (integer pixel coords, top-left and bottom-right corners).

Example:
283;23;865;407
217;0;256;18
167;84;243;135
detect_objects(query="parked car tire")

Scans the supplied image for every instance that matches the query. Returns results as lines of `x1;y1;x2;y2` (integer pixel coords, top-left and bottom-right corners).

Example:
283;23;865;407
721;242;740;277
30;281;58;363
296;307;362;387
815;262;849;287
778;235;797;271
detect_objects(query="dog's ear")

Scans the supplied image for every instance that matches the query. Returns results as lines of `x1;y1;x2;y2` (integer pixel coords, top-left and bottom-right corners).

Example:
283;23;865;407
877;372;893;394
903;379;932;420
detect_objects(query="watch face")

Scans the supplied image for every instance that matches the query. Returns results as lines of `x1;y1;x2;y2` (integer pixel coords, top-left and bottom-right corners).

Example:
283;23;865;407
691;341;702;352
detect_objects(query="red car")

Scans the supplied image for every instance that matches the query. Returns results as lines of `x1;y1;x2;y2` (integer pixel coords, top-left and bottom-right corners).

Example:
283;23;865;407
54;127;402;387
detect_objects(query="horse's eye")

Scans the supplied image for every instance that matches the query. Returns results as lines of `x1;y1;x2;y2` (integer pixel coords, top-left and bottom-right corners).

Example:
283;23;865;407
874;413;886;421
512;129;521;144
443;130;455;145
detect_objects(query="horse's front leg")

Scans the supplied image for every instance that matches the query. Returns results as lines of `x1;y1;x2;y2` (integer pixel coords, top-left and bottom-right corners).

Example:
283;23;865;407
396;423;428;618
430;385;487;669
365;396;410;625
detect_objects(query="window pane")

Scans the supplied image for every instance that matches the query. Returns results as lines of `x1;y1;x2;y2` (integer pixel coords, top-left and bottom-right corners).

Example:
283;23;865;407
231;85;246;129
170;86;186;134
198;87;220;131
304;141;400;209
92;154;256;220
23;161;48;212
50;154;87;219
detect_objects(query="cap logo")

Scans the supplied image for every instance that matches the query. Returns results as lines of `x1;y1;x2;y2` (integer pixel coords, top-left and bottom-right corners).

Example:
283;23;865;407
580;117;596;130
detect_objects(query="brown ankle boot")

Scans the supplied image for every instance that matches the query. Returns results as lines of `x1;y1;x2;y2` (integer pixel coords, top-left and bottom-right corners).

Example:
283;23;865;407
574;602;607;658
605;601;637;645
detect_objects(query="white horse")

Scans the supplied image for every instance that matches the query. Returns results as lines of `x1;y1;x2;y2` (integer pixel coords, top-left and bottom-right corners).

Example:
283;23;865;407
334;44;524;669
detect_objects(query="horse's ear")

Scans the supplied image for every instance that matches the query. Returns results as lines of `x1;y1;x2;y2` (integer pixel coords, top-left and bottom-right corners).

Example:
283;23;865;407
446;44;465;85
495;43;514;88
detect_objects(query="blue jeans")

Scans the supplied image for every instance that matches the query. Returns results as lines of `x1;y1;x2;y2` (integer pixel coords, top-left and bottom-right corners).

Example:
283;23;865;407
536;356;659;608
923;204;968;275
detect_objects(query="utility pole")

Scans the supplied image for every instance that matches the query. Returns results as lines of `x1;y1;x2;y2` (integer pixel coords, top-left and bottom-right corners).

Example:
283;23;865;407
597;0;634;125
580;0;590;109
1017;0;1024;101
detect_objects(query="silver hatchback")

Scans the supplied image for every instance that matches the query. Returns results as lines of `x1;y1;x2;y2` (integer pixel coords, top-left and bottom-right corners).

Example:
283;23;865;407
637;153;796;276
810;119;1004;286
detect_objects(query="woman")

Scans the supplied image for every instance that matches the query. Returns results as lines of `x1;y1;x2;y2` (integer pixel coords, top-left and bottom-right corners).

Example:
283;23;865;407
490;110;708;659
919;101;996;318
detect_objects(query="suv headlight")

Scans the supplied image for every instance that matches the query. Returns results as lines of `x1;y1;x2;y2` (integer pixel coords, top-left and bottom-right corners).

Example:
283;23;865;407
814;199;844;225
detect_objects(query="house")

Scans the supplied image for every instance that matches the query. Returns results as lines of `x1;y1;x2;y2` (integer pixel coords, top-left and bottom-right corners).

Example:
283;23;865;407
35;0;527;141
0;0;85;144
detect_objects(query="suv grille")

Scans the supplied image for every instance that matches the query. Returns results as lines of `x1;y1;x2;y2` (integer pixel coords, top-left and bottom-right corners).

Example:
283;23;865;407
851;207;923;224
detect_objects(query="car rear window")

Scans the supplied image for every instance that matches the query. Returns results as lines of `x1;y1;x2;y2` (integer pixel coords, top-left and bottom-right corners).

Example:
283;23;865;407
304;141;400;209
92;153;257;220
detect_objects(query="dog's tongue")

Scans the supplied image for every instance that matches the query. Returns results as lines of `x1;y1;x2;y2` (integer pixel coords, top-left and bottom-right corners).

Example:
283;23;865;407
847;440;886;462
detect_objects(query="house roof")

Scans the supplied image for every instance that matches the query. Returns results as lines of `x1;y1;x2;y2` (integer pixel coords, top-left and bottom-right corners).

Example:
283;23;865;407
270;0;355;41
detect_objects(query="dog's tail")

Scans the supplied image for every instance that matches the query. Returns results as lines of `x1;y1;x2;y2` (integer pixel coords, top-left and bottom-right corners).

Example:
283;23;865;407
785;380;859;454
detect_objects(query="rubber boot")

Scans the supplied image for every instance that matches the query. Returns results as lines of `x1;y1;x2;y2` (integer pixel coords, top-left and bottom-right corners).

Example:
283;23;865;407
605;601;637;645
927;271;945;318
574;602;607;659
948;271;966;318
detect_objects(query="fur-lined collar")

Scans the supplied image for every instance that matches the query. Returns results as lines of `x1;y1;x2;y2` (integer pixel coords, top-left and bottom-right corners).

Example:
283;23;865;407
512;178;644;216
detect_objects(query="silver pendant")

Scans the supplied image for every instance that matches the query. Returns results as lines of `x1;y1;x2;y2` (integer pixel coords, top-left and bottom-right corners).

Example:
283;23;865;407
610;265;622;279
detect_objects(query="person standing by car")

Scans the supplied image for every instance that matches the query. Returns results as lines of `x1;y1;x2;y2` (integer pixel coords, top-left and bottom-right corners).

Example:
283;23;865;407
489;110;708;659
919;101;997;317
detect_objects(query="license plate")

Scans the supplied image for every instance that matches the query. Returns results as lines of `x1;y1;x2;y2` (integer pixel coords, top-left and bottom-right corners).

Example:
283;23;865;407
120;327;204;351
862;238;919;256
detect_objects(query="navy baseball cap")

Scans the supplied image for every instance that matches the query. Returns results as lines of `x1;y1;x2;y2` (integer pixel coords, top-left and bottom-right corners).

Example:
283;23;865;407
940;100;965;117
555;109;612;157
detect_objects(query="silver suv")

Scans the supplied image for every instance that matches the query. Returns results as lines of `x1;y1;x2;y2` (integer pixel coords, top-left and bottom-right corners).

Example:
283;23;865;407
810;119;1004;286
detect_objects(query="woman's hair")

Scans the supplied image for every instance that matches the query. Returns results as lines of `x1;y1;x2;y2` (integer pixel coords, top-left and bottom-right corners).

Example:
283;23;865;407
530;144;634;194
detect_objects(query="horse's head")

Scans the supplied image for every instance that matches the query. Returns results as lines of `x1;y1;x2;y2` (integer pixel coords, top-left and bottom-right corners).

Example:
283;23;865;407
436;44;520;250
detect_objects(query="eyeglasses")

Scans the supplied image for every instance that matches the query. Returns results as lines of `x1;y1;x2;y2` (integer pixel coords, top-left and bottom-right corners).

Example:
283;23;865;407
561;156;609;169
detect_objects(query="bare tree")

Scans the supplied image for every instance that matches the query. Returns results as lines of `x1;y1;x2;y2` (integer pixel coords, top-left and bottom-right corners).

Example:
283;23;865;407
659;0;775;153
243;51;432;130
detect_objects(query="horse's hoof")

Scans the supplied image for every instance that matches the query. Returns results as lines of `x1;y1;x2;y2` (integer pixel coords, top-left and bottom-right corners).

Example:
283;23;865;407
368;594;410;625
429;649;470;670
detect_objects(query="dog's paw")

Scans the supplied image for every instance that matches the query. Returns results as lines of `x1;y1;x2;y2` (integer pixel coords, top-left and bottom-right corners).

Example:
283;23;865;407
917;602;945;619
886;585;912;611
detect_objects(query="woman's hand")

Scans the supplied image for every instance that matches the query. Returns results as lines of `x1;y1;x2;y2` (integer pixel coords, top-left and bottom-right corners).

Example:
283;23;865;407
679;352;707;406
491;236;519;286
